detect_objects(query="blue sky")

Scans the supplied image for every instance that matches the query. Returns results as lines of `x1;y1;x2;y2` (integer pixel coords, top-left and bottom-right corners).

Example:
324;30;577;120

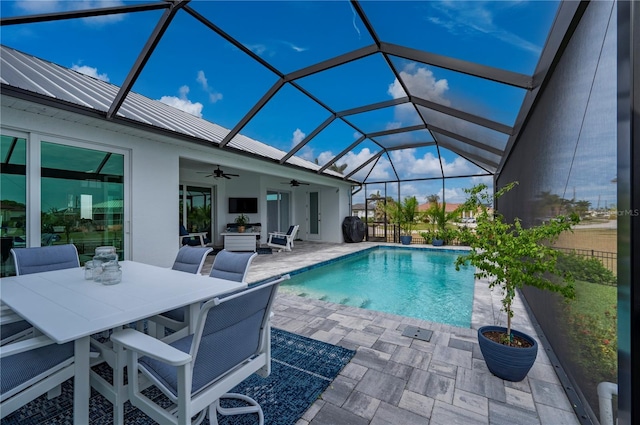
1;1;615;208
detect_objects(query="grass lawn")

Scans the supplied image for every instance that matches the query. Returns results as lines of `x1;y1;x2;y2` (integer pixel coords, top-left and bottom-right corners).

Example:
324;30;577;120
564;279;617;385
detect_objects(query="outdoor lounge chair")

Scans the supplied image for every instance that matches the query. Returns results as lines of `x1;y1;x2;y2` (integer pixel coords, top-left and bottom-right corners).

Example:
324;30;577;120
266;224;299;252
111;274;289;425
179;225;210;247
2;245;81;346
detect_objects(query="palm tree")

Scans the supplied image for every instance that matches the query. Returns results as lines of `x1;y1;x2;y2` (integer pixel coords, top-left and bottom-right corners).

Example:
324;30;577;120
426;194;440;205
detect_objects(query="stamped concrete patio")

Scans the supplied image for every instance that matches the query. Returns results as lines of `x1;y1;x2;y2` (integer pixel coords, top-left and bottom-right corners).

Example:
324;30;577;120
204;241;580;425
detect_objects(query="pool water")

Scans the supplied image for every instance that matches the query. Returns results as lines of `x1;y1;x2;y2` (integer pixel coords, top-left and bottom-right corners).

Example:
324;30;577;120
280;247;475;327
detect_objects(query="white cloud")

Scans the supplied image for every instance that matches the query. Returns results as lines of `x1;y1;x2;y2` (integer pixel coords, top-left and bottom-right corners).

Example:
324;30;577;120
389;63;450;106
17;1;125;25
428;1;542;55
279;40;308;53
158;85;203;117
292;128;306;149
196;71;208;89
72;64;109;82
246;43;268;56
345;148;389;181
197;70;223;104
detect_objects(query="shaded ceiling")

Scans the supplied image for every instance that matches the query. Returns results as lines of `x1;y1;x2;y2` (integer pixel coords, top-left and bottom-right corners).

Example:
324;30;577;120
0;0;584;187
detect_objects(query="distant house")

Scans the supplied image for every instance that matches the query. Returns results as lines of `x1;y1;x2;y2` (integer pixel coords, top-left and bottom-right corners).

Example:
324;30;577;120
351;203;375;219
418;202;491;220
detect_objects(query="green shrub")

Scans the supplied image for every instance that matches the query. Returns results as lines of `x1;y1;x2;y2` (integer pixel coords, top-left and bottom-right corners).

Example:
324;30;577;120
556;251;616;286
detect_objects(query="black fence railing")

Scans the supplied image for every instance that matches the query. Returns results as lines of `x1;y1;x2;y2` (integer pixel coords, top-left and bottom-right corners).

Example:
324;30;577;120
553;247;617;277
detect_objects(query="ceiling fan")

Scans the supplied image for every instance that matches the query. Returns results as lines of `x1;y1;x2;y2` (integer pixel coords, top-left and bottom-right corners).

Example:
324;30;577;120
200;165;239;179
282;179;310;187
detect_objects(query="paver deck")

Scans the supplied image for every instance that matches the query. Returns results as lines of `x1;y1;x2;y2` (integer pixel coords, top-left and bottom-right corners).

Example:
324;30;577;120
203;241;580;425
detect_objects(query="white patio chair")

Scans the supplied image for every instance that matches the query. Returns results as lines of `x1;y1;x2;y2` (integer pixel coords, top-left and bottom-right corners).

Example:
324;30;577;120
91;246;213;423
111;274;289;425
266;224;299;252
2;245;81;346
150;249;257;339
0;335;99;418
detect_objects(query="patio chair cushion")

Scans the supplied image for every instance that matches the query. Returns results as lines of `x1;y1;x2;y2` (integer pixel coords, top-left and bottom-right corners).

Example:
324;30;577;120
172;246;212;274
0;342;74;400
209;250;256;282
269;237;287;246
0;321;32;342
139;289;267;397
12;244;80;275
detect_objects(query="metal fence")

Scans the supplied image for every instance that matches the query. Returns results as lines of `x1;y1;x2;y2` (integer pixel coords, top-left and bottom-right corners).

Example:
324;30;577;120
553;247;617;277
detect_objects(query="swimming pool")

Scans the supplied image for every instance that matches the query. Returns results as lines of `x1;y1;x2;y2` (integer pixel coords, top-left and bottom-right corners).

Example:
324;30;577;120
279;247;475;327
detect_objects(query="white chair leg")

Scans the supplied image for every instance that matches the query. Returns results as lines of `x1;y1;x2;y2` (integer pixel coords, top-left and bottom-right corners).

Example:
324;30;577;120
211;393;264;425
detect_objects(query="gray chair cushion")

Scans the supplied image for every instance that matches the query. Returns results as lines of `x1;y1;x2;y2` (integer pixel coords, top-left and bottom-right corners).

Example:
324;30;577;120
172;246;211;274
270;237;287;246
139;283;274;397
0;321;32;341
0;342;74;397
12;244;80;275
209;250;255;282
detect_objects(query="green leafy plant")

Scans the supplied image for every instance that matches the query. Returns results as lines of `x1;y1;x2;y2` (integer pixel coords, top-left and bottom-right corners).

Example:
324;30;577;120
423;201;460;244
454;182;579;344
234;214;249;226
386;196;421;236
556;251;617;286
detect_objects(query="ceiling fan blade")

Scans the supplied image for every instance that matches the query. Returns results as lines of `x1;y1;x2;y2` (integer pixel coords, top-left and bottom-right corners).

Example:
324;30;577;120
204;174;213;178
227;173;239;177
224;175;232;179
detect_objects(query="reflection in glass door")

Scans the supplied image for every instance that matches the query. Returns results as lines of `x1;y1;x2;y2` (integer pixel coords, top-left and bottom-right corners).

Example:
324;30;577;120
309;191;320;240
179;185;213;240
266;191;290;234
1;135;26;277
40;141;125;265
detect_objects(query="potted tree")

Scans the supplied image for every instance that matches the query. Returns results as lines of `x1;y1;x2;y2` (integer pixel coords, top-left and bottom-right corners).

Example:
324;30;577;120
386;196;420;245
422;201;459;246
234;214;249;233
455;182;578;381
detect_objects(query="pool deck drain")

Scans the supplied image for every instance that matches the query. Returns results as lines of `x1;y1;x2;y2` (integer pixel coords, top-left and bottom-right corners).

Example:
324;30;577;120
401;325;433;341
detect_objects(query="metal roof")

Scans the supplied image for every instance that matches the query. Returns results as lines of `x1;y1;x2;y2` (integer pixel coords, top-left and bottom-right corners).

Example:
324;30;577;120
0;0;585;188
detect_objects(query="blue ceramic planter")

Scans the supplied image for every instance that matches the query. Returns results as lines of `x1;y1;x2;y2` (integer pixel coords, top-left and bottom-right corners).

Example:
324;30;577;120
477;325;538;382
399;235;413;245
431;239;444;246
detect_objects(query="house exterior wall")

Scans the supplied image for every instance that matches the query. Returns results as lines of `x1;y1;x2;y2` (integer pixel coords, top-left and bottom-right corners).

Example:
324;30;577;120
1;98;354;267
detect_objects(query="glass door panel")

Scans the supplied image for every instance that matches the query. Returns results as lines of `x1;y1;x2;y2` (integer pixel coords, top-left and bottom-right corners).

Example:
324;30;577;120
1;135;27;276
266;190;290;234
41;142;124;264
179;185;213;240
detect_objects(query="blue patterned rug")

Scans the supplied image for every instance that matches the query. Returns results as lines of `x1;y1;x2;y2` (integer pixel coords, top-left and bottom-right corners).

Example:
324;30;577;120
1;328;354;425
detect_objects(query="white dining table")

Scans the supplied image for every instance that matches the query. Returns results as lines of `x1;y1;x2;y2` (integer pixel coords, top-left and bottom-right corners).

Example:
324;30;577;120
0;261;247;425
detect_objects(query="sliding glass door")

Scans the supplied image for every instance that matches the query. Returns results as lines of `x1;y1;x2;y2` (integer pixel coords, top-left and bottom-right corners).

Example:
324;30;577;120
1;133;127;275
0;135;26;277
179;185;213;240
266;190;290;234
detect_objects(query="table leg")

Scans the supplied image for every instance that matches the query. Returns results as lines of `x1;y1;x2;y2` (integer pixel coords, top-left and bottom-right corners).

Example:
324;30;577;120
73;336;90;425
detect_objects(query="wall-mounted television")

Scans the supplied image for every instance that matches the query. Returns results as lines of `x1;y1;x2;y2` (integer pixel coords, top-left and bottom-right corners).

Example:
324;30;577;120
228;197;258;214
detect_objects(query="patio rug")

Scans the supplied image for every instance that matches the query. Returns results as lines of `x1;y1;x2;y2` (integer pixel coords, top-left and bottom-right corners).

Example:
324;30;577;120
1;328;355;425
